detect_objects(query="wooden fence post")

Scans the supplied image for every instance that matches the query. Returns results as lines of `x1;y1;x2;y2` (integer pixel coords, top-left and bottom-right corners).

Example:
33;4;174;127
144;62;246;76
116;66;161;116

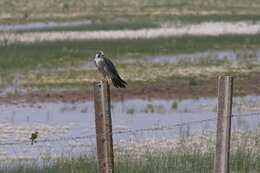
94;81;114;173
214;76;233;173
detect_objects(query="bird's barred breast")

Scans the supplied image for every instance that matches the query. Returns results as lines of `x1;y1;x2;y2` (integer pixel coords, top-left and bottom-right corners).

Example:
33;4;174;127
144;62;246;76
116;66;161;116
95;58;107;76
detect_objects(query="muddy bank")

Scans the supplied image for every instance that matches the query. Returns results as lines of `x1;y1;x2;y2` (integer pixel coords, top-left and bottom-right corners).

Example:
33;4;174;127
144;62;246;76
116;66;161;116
0;72;260;104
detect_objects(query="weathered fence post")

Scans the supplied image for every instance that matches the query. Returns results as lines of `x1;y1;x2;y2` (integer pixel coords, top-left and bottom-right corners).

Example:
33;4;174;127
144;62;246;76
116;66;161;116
214;76;233;173
94;81;114;173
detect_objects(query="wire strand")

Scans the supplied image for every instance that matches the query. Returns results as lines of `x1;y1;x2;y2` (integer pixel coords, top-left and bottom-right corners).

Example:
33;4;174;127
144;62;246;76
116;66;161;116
0;118;216;146
232;112;260;118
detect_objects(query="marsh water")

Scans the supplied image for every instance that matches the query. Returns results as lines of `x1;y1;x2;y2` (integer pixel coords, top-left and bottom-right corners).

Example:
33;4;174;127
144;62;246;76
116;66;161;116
0;20;92;32
1;95;260;163
145;49;260;64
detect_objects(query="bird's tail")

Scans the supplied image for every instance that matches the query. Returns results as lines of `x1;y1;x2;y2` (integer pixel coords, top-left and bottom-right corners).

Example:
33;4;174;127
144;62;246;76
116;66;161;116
111;76;127;88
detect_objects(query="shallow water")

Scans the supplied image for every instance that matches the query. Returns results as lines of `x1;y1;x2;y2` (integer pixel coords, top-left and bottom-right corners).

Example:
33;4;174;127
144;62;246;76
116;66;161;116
0;20;92;32
0;95;260;163
1;21;260;44
79;49;260;73
144;49;260;65
1;96;260;141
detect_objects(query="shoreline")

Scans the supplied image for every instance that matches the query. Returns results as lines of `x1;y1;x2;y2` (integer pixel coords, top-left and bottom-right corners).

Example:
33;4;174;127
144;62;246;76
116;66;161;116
1;72;260;104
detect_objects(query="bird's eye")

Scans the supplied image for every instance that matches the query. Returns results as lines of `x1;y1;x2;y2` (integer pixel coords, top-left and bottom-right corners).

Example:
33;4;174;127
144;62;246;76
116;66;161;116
96;51;103;58
96;52;101;57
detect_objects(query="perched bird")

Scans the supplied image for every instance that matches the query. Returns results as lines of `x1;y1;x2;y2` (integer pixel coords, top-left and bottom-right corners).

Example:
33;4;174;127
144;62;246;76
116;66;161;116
94;51;127;88
30;131;38;145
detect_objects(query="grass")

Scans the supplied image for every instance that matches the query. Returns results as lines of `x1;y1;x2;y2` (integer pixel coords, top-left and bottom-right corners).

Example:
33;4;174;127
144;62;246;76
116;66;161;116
2;151;259;173
1;2;260;92
1;34;260;71
2;153;214;173
9;20;160;33
171;101;178;110
2;129;260;173
1;1;260;172
15;61;260;93
4;14;260;33
1;0;260;24
1;34;260;90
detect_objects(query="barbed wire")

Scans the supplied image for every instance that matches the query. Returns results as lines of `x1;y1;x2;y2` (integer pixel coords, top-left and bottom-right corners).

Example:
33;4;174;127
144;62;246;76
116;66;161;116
0;134;96;146
0;118;216;146
232;112;260;118
113;117;216;135
1;112;260;146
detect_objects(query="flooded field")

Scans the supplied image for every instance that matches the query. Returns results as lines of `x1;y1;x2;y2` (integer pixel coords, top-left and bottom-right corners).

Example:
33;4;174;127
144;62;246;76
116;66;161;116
0;95;260;164
1;1;260;171
2;21;260;45
0;20;92;32
144;49;260;64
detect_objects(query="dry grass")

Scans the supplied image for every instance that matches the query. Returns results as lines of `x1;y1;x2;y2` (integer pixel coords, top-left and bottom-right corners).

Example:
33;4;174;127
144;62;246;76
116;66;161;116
17;62;260;90
1;0;260;23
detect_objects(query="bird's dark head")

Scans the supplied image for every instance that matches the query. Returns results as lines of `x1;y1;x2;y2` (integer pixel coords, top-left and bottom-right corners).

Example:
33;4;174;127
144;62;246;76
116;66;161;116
95;51;104;59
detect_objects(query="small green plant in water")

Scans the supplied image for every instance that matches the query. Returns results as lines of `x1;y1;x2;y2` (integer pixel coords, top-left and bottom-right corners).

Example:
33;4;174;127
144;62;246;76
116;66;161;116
156;105;166;113
145;103;155;113
171;101;178;110
183;108;191;112
127;107;135;114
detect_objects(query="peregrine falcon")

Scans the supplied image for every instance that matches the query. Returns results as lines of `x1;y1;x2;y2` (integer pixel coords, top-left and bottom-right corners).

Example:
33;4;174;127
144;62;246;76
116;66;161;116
94;51;127;88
